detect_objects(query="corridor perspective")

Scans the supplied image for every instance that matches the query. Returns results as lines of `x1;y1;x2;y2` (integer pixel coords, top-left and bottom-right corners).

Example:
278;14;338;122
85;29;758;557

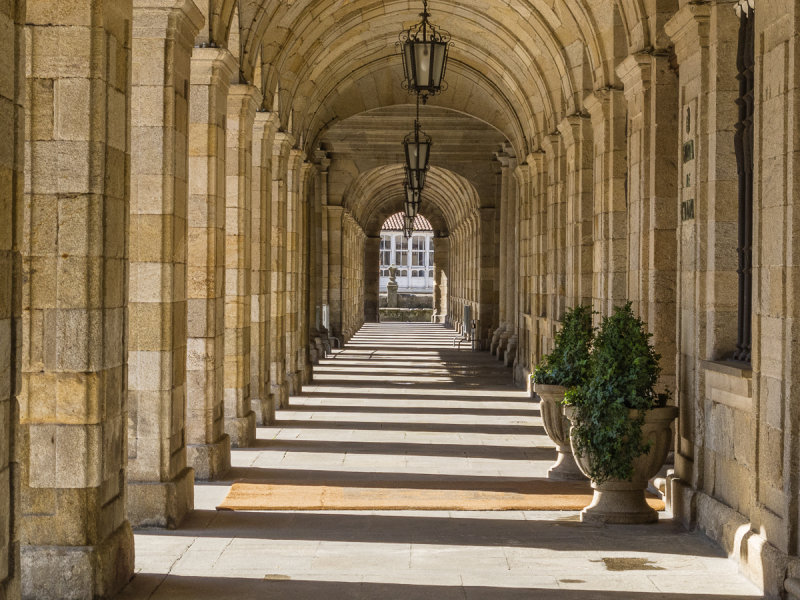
117;324;761;599
3;0;800;598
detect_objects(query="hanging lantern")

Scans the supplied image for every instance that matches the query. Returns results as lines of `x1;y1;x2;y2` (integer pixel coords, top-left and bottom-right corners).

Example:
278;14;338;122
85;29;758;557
403;122;431;191
399;0;451;101
403;213;415;238
404;184;421;219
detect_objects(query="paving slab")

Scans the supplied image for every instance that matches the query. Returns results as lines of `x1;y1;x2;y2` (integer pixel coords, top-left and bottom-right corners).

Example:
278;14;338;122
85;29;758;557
117;324;764;600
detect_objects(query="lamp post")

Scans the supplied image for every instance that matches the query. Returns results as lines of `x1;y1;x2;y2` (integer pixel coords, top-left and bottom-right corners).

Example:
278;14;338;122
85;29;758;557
399;0;451;103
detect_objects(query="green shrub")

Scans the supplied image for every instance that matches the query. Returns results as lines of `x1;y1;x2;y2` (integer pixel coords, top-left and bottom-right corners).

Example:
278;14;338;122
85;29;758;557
565;302;668;483
531;304;594;388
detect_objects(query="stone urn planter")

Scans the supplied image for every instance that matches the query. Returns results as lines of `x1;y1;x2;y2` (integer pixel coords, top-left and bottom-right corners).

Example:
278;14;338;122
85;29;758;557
565;405;679;524
534;383;585;481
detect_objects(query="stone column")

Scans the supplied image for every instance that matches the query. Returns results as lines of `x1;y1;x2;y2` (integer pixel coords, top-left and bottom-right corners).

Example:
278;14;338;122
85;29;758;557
250;111;278;425
616;55;679;393
479;207;498;345
496;150;518;359
186;47;235;480
223;84;258;448
298;162;313;384
558;114;593;308
584;89;628;318
269;132;291;409
513;162;532;385
0;2;23;598
434;237;449;323
541;133;567;351
21;2;134;598
126;0;203;530
490;155;509;355
528;151;547;366
326;206;344;342
285;148;304;394
364;237;381;322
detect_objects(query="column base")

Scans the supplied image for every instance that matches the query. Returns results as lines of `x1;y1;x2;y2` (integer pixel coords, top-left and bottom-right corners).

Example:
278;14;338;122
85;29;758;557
127;466;194;529
287;372;299;396
271;382;289;409
187;434;231;480
252;396;275;425
225;410;256;448
504;339;518;367
0;542;20;600
22;521;134;600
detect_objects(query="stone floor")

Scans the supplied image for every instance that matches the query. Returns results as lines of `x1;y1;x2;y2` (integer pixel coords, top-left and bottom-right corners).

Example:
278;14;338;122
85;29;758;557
117;323;764;599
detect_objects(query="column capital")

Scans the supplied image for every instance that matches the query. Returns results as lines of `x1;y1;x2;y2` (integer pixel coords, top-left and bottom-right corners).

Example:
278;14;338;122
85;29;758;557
556;113;590;149
133;0;205;44
615;53;654;96
583;87;626;129
664;2;711;64
253;110;280;143
540;132;561;157
190;47;237;87
227;83;261;124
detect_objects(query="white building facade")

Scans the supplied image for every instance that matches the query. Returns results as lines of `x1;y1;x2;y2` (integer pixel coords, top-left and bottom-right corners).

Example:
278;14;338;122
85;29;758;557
379;214;434;293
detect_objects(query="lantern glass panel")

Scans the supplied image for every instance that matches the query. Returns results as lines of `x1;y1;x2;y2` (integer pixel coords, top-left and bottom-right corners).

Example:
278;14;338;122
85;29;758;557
413;42;432;88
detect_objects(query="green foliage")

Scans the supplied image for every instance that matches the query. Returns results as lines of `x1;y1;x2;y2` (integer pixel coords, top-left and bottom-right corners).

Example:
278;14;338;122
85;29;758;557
564;302;668;483
531;305;594;388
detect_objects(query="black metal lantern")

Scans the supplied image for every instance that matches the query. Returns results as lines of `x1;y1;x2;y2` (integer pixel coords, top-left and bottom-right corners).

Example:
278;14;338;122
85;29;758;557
404;185;421;219
403;213;415;238
399;0;451;101
403;121;431;191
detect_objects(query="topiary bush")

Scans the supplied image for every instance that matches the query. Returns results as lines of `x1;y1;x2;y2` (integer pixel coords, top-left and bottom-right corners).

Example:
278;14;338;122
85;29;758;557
564;302;668;483
531;304;594;388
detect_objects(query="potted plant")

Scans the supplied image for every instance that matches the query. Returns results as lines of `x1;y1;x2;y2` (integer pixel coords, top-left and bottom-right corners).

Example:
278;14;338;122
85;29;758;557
564;302;677;524
531;304;593;480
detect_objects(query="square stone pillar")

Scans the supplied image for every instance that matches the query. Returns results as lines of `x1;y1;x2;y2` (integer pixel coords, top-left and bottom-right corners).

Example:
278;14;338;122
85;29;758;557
615;54;679;394
584;89;628;318
558;114;594;309
540;133;567;351
325;206;344;342
285;148;304;394
223;84;259;448
186;47;235;479
363;237;381;322
250;111;279;425
297;162;314;384
270;132;292;409
0;1;24;598
21;2;135;598
478;207;498;345
126;0;204;530
433;237;449;324
528;151;547;365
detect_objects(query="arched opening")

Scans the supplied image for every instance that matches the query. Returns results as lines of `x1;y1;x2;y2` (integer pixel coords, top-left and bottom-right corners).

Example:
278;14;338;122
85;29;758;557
374;213;435;322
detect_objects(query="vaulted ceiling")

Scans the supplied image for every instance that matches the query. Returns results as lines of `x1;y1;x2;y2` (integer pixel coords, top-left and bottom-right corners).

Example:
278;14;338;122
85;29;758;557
191;0;668;231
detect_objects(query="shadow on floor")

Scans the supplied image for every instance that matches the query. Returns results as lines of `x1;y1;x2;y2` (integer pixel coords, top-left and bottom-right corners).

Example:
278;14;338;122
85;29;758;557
119;573;765;600
136;510;723;557
243;438;555;461
282;405;540;417
299;391;533;404
270;419;544;436
215;467;581;494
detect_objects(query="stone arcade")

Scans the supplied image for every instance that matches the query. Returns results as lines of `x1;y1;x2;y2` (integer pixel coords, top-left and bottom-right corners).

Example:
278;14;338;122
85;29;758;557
0;0;799;598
